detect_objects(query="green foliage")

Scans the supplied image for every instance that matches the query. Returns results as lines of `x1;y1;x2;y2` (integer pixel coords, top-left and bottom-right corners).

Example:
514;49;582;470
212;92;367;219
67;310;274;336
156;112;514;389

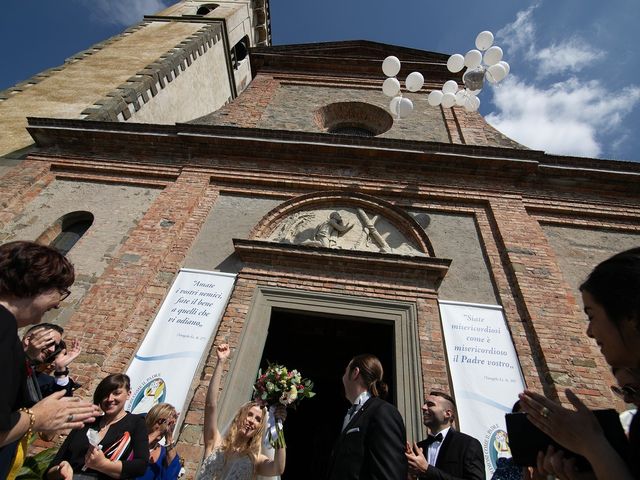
15;435;57;480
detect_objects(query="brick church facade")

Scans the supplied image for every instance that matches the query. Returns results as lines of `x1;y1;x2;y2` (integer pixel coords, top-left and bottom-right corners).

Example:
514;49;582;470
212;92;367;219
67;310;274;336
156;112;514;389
1;0;639;477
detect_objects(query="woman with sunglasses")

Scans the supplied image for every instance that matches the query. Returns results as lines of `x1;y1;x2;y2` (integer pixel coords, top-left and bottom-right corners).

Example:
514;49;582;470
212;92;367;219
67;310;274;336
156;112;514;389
519;248;640;480
0;241;101;478
22;323;82;402
137;403;181;480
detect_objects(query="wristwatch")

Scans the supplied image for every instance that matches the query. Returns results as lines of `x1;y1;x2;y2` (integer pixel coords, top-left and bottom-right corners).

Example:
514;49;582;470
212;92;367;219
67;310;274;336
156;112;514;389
54;368;69;377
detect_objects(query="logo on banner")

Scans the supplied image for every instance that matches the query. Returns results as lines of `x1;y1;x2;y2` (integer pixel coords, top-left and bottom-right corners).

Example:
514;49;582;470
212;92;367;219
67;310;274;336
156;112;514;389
483;423;512;473
130;375;167;414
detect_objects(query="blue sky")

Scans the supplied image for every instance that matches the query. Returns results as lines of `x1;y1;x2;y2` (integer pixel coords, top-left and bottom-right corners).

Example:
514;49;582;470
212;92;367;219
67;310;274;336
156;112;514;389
1;0;639;161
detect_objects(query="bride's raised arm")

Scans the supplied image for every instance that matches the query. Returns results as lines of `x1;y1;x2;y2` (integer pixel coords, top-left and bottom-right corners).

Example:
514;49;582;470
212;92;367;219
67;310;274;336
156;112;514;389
203;343;230;457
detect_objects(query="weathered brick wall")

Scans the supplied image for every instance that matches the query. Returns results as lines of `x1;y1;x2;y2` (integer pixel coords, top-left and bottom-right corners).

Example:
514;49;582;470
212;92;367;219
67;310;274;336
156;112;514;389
0;178;160;327
0;159;54;228
487;196;611;405
192;73;526;149
542;225;640;291
192;74;281;127
61;170;216;382
5;155;636;476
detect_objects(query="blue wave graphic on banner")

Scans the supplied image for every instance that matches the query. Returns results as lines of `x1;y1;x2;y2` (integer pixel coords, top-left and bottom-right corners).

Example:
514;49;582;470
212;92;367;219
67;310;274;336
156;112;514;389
457;390;512;412
134;351;201;362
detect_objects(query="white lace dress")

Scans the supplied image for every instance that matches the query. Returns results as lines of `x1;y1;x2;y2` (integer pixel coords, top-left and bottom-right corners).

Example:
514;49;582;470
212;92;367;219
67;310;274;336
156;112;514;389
197;449;254;480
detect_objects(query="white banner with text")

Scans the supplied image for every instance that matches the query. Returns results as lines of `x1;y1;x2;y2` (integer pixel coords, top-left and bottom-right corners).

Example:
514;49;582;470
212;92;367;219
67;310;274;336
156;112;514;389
126;269;236;416
439;300;526;477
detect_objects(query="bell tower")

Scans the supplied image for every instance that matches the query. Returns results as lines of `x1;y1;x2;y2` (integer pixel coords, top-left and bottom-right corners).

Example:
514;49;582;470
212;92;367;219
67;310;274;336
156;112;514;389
0;0;270;161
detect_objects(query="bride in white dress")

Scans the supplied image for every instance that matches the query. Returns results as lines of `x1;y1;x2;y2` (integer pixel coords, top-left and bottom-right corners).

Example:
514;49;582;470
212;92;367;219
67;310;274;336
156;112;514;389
197;344;287;480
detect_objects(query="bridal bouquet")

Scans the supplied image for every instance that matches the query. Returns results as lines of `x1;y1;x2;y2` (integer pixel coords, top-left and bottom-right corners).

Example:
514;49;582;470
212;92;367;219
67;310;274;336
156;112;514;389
253;363;315;448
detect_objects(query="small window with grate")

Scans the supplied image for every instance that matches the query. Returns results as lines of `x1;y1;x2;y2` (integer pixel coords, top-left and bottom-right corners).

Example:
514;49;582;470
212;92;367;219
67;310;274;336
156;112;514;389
328;125;375;137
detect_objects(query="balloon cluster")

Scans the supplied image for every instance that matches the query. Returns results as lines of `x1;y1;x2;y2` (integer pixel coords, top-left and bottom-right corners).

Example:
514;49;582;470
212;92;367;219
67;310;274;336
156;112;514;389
428;30;510;112
381;56;424;119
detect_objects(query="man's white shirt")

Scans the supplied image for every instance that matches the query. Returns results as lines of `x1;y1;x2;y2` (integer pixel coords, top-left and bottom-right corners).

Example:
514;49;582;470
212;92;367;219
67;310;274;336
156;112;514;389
427;426;451;465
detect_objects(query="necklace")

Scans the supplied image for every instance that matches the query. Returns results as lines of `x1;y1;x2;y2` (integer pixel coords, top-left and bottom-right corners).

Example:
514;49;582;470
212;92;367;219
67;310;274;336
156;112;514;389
100;410;126;430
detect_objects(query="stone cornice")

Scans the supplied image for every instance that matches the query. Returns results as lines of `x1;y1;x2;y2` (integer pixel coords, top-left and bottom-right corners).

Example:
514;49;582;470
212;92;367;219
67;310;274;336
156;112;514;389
24;118;640;197
232;239;451;291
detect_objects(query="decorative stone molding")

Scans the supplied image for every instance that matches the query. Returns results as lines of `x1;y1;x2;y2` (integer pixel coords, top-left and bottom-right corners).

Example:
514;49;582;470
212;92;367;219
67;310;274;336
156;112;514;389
314;101;393;137
233;239;450;289
0;23;149;102
251;191;435;256
223;285;426;441
81;23;223;122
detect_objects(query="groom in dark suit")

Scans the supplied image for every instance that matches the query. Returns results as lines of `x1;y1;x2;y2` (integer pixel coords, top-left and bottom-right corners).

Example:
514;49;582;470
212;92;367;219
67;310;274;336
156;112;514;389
406;391;485;480
327;353;407;480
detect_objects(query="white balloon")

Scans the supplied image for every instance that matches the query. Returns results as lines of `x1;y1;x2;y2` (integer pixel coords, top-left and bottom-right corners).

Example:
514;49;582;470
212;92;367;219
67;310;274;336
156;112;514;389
427;90;443;106
462;67;485;92
498;60;510;76
475;31;494;51
389;96;401;116
483;46;503;66
382;77;401;97
405;71;424;92
442;80;458;95
465;95;480;111
455;90;468;107
486;64;507;83
447;54;465;73
397;97;414;118
441;92;456;108
382;56;401;77
464;49;482;69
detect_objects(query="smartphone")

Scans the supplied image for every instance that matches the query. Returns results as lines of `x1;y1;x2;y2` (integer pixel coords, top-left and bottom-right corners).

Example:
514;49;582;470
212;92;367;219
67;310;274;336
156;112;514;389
505;410;628;471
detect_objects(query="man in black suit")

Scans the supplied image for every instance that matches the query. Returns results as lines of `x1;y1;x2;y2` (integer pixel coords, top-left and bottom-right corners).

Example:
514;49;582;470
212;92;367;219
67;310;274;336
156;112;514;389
406;391;485;480
327;353;408;480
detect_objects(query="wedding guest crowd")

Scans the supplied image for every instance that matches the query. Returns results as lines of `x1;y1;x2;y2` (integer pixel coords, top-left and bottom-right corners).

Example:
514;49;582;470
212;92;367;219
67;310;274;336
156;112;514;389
4;239;640;480
0;241;100;478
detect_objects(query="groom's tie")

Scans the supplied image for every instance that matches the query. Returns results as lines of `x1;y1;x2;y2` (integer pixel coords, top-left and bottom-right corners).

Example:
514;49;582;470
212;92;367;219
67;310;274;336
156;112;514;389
342;404;358;431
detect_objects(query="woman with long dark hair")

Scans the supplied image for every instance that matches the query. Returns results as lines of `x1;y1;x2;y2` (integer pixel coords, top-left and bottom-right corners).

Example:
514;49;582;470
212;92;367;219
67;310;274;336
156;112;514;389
519;248;640;479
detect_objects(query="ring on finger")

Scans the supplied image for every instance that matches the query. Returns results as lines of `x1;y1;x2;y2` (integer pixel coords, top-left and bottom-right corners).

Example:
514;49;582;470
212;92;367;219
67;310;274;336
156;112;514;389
67;413;74;422
541;406;550;419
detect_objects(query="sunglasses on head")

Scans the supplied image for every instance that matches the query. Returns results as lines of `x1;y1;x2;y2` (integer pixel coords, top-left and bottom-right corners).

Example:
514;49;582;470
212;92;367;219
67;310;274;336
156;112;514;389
611;384;640;398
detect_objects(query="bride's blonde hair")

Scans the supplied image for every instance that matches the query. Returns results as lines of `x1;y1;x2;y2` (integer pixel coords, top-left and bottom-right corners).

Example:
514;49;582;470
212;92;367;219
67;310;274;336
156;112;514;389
221;402;267;463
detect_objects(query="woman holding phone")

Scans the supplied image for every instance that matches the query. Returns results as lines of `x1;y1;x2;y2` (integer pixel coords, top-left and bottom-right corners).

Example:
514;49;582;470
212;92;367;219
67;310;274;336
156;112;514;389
519;248;640;480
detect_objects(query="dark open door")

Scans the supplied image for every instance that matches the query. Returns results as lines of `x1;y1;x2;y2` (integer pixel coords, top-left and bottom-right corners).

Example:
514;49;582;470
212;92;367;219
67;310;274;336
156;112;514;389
259;309;395;480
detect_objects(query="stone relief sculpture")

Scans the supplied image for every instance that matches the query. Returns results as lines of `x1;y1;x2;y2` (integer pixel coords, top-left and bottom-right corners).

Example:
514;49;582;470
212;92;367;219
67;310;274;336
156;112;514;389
267;207;424;256
303;212;353;248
